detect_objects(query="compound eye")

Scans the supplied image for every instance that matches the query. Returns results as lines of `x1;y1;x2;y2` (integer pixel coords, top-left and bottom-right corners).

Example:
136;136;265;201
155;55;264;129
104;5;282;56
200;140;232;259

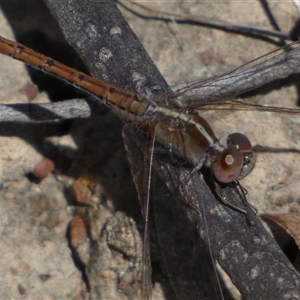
227;132;252;152
212;147;243;183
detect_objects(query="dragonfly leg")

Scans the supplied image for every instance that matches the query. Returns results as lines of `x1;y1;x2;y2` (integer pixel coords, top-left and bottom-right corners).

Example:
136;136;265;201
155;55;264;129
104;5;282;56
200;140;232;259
178;184;202;216
177;158;207;193
232;180;258;215
176;161;210;216
213;179;254;226
178;164;201;189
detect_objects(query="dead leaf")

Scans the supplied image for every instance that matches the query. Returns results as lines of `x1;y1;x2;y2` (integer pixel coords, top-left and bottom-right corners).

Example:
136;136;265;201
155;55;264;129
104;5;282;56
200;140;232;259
262;213;300;248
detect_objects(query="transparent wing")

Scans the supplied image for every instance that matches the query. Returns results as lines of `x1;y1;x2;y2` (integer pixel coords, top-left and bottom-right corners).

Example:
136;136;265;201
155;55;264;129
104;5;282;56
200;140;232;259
152;162;225;300
122;124;153;299
123;123;225;299
195;100;300;115
164;41;300;109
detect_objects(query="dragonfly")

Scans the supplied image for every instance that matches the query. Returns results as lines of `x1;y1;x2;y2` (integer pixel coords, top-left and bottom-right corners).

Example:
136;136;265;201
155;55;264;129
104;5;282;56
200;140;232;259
1;2;300;298
1;32;300;299
0;33;259;291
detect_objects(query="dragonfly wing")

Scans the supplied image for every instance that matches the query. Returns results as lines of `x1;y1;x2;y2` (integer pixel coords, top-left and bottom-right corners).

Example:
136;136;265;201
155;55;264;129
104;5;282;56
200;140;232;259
123;123;224;299
165;41;300;109
152;155;224;300
122;123;153;299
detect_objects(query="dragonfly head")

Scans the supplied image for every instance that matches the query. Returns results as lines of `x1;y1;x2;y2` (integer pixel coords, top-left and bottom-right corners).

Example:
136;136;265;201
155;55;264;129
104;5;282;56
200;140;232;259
211;133;256;183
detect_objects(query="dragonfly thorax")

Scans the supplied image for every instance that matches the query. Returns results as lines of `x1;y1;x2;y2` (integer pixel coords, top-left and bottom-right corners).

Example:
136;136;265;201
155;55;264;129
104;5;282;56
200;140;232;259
154;107;217;162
